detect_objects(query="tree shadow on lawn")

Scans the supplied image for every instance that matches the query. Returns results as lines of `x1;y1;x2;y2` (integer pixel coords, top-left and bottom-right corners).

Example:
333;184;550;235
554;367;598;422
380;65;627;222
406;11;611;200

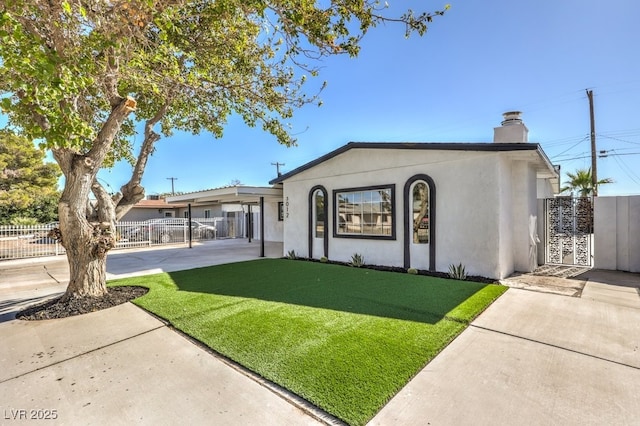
166;259;493;325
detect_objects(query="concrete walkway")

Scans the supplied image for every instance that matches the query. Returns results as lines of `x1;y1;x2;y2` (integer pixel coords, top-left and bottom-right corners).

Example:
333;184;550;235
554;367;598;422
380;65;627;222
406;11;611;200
1;245;640;425
371;271;640;425
0;239;327;425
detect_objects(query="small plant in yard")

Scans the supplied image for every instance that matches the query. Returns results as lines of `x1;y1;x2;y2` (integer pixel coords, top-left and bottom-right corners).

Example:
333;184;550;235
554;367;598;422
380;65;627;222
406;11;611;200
448;263;467;280
407;268;418;275
320;256;328;263
286;250;297;260
350;253;364;267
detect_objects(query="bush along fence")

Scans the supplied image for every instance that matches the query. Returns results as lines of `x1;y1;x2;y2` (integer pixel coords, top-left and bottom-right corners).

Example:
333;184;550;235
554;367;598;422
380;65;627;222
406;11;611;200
0;217;244;261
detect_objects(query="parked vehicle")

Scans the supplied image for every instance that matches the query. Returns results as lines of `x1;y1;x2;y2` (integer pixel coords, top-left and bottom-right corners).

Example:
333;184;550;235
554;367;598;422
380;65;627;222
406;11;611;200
121;219;216;243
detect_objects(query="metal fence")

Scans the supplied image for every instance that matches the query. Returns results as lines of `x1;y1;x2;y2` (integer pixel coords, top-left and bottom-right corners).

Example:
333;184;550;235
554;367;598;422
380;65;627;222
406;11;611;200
0;217;246;261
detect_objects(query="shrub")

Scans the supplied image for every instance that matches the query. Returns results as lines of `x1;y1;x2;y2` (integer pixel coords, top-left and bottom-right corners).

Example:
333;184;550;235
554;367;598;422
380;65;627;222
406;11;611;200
10;216;38;226
407;268;418;275
286;250;297;260
350;253;364;267
448;263;467;280
320;256;328;263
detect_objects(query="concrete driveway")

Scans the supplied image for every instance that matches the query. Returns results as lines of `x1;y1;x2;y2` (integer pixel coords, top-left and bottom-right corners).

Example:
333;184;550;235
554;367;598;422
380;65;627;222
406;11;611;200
1;242;639;425
0;239;284;322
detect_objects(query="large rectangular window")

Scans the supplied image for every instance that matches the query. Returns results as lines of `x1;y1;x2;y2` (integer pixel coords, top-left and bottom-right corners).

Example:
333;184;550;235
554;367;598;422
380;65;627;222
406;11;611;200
334;185;395;239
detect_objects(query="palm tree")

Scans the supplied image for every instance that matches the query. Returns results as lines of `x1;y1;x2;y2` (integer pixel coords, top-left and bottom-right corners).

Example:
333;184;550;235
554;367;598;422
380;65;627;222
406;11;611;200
560;168;613;197
560;168;613;233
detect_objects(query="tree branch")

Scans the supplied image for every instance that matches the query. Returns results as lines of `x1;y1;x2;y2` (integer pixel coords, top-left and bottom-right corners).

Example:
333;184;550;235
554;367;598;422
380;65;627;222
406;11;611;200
91;179;116;224
116;102;169;219
86;96;137;170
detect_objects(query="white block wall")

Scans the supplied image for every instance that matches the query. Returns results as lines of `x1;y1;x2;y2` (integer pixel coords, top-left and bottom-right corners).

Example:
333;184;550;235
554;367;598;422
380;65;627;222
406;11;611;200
594;196;640;272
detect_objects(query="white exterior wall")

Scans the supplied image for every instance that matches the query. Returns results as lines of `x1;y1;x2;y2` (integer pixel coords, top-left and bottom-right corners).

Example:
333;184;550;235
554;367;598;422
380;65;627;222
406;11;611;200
121;208;180;221
537;178;556;199
510;161;538;273
263;200;284;242
177;205;223;218
496;157;514;278
282;149;511;278
594;196;640;272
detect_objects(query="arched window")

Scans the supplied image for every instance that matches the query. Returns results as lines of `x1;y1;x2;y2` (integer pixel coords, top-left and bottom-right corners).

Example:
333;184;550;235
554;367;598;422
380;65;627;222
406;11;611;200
314;189;325;238
412;182;429;244
403;174;436;271
308;185;329;259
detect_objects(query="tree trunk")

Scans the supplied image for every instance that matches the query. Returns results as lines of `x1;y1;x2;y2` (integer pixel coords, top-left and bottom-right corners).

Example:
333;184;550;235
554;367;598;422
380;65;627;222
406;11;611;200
57;153;117;302
64;247;108;300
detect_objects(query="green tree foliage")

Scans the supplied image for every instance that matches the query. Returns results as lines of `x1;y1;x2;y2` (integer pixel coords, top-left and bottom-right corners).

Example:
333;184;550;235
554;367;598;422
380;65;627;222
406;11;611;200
0;1;448;299
560;168;613;197
0;130;61;224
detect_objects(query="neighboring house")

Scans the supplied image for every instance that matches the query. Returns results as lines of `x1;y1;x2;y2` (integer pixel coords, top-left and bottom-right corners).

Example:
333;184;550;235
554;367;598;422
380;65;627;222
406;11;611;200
269;112;560;280
166;185;284;242
120;196;187;221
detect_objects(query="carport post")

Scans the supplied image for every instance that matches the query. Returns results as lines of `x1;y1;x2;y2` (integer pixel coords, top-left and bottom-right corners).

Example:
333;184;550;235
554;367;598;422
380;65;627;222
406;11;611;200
188;203;192;248
247;204;252;243
260;197;265;257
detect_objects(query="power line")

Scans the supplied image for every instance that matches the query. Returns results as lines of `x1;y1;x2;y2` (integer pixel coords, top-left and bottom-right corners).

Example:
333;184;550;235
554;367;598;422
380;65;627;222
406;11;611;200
611;155;640;186
597;134;640;146
549;136;589;160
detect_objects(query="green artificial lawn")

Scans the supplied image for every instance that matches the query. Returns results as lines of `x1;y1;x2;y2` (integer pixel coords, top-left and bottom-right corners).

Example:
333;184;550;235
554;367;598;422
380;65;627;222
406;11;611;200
110;258;507;426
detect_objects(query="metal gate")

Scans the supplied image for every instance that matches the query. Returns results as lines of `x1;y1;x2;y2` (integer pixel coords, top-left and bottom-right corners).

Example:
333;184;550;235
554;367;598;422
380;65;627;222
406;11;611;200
544;197;593;267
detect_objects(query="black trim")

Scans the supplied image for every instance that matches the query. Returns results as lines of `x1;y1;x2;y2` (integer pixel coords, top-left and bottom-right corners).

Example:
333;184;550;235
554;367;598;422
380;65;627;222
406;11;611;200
333;184;396;241
308;186;329;259
404;175;436;271
277;201;284;221
260;197;265;257
270;142;550;184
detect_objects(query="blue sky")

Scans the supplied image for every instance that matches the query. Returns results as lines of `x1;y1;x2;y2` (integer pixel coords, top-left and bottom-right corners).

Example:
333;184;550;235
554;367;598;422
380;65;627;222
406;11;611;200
11;1;640;196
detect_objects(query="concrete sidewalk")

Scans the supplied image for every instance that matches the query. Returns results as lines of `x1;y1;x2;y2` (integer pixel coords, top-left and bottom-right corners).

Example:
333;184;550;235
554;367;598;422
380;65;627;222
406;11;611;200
0;239;327;425
0;303;322;425
371;272;640;425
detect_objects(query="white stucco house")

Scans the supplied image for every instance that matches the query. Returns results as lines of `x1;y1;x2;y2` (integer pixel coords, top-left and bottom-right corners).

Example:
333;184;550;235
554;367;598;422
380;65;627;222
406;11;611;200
269;112;560;279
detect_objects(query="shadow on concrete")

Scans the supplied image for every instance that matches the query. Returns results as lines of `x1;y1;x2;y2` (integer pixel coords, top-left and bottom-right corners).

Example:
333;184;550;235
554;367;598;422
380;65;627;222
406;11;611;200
0;293;62;323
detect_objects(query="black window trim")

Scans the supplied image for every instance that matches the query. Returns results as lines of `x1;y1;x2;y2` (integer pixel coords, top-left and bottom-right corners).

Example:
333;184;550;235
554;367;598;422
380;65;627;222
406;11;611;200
333;184;396;240
277;201;284;221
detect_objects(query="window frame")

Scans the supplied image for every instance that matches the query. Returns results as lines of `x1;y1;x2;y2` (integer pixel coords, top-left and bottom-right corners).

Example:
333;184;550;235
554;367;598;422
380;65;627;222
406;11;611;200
313;190;325;238
278;201;284;221
411;181;430;244
333;184;396;240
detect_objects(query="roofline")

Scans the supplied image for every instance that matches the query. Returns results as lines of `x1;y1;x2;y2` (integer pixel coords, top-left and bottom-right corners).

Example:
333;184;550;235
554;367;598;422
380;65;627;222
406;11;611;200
165;185;282;204
269;142;555;184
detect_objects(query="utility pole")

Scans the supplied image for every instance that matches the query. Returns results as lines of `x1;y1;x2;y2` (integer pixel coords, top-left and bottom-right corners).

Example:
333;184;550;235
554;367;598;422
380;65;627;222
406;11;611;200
166;177;178;195
586;89;598;196
271;162;285;177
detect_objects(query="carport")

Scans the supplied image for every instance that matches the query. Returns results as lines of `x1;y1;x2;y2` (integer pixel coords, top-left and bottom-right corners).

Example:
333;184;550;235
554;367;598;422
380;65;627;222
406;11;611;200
165;186;283;257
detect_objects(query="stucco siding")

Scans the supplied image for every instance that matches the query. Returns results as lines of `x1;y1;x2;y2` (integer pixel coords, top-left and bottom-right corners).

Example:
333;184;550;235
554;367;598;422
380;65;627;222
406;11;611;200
179;205;223;219
283;148;506;278
510;161;538;273
263;200;284;243
595;196;640;272
121;208;180;221
496;157;514;279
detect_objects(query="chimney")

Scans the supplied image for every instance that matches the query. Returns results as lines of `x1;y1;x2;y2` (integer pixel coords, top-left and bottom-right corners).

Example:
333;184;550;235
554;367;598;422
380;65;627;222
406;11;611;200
493;111;528;143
